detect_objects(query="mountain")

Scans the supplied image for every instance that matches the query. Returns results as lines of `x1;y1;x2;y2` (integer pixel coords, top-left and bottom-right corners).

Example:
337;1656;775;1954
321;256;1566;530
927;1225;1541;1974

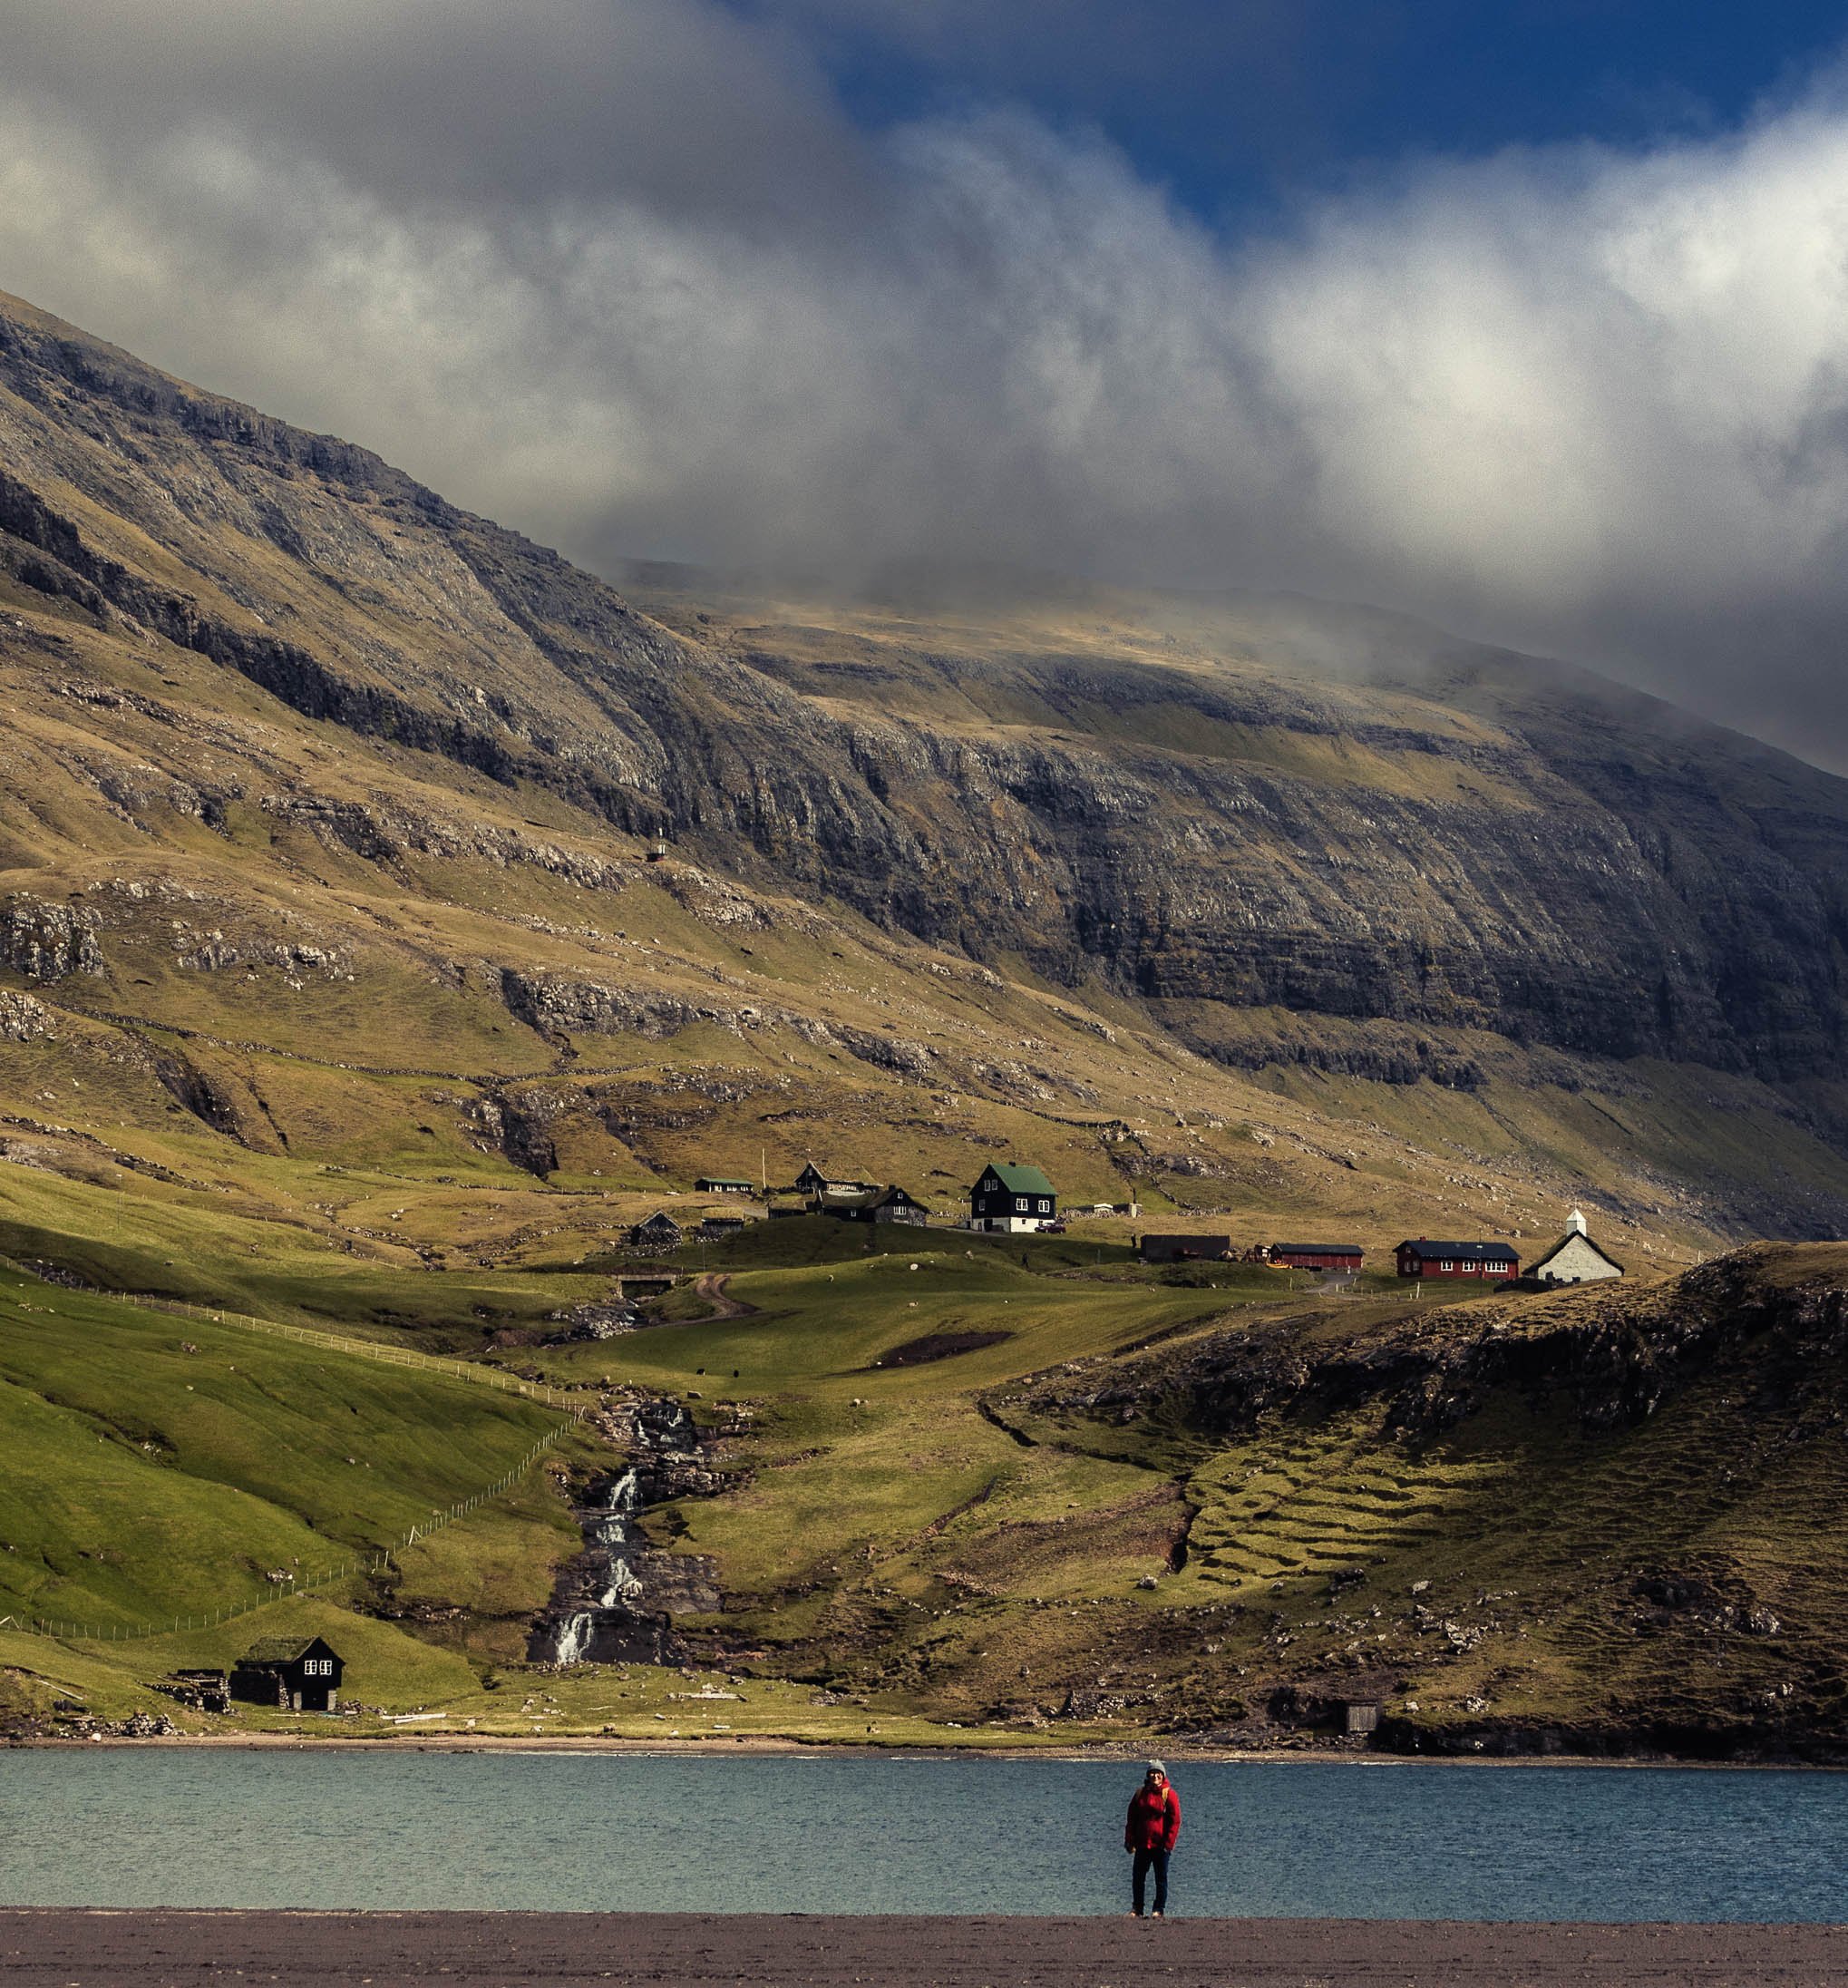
2;287;1846;1257
4;289;1848;1756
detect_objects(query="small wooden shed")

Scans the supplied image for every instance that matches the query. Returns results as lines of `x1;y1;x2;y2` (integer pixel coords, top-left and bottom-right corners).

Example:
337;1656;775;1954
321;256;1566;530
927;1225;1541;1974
1139;1233;1233;1263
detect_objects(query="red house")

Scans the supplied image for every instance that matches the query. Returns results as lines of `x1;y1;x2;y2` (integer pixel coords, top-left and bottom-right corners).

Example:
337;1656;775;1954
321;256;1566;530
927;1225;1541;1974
1395;1239;1519;1281
1269;1242;1363;1272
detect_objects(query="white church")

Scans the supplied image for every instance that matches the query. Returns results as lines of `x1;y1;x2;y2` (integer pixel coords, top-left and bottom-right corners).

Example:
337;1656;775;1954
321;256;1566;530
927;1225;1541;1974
1525;1208;1624;1286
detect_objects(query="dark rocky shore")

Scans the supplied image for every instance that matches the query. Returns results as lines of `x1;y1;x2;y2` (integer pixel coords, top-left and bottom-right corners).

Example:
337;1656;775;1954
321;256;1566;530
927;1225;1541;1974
5;1911;1848;1986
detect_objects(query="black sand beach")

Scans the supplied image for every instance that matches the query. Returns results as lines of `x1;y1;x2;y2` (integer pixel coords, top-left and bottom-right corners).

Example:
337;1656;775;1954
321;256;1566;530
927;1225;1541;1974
5;1911;1848;1985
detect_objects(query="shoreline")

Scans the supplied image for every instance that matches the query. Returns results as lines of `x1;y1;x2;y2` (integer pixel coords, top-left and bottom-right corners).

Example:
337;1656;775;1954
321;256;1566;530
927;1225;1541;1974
10;1730;1847;1769
7;1909;1848;1985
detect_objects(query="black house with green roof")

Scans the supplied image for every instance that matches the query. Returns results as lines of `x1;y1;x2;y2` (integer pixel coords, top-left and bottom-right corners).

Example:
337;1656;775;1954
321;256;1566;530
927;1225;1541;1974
969;1162;1057;1234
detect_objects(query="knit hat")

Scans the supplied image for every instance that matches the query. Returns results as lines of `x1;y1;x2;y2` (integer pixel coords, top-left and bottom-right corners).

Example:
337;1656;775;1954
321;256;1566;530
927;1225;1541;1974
1145;1759;1166;1775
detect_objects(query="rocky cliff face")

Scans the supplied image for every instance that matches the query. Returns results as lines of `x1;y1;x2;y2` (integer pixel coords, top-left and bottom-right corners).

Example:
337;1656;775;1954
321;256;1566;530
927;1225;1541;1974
2;288;1845;1096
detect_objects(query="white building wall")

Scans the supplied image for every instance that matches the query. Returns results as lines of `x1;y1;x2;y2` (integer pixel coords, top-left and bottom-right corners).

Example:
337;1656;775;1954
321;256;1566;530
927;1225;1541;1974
1537;1233;1622;1282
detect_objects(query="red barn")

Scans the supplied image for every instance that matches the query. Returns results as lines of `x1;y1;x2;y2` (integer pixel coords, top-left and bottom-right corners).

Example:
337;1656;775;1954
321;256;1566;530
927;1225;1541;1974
1395;1239;1519;1281
1269;1242;1363;1272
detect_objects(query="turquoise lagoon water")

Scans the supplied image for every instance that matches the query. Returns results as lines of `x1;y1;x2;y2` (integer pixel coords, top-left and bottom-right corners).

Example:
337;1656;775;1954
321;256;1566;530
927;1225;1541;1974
4;1749;1844;1918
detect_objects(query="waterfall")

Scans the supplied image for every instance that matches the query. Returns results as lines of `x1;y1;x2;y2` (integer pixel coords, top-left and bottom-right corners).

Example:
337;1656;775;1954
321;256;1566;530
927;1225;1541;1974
550;1612;596;1667
531;1407;686;1666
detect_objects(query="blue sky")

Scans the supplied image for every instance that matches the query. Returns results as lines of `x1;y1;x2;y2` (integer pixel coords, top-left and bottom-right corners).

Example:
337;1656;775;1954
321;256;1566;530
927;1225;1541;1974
768;0;1848;223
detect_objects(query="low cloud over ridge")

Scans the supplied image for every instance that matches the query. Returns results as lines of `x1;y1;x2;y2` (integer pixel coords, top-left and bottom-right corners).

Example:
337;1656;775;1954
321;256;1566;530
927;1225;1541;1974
4;2;1848;763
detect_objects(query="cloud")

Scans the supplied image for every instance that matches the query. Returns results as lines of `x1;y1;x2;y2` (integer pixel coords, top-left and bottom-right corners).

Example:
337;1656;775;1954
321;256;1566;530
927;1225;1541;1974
4;5;1848;763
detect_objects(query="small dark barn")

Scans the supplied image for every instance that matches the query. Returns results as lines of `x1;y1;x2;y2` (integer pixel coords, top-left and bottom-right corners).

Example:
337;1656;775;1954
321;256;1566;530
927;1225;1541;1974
1139;1233;1233;1263
232;1635;345;1713
627;1212;684;1251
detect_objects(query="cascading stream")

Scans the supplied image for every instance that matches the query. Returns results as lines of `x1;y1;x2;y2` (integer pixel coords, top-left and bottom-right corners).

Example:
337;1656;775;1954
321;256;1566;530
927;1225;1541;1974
530;1400;718;1667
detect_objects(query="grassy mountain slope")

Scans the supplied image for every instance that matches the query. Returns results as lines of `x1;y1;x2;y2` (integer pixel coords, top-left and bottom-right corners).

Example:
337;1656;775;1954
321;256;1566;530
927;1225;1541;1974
556;1234;1848;1757
0;1262;575;1723
2;292;1847;1754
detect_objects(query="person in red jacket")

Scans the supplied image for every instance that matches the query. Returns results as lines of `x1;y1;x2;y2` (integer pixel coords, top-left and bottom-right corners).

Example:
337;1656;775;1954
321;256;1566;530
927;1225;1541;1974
1123;1760;1181;1916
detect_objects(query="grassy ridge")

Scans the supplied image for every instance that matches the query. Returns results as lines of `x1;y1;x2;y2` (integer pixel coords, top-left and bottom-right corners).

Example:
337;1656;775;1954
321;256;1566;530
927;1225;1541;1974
0;1266;567;1633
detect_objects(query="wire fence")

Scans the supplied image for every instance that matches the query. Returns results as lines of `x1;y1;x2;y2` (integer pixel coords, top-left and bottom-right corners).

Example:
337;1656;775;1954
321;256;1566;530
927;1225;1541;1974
15;1422;576;1645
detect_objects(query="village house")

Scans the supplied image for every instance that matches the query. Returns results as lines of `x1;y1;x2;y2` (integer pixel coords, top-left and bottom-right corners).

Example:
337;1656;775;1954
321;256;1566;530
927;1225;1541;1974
694;1175;756;1196
790;1161;879;1199
812;1182;933;1225
1395;1238;1520;1281
232;1635;344;1713
627;1211;683;1251
1269;1242;1364;1272
1523;1208;1624;1285
699;1213;750;1242
968;1162;1057;1233
1139;1233;1233;1263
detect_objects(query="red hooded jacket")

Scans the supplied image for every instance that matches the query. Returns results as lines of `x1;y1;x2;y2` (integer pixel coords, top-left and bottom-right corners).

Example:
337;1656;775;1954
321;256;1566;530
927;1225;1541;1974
1124;1779;1181;1851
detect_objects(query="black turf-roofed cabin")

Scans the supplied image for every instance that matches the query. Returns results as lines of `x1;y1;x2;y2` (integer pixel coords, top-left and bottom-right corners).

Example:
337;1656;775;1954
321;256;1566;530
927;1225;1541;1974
627;1212;684;1249
232;1635;344;1713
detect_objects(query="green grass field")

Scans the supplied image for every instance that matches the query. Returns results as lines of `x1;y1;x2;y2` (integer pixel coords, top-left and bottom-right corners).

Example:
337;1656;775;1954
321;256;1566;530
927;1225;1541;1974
0;1265;570;1639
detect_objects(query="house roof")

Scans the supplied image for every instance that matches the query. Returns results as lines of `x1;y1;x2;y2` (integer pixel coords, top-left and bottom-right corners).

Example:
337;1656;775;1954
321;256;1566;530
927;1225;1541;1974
796;1166;878;1193
1271;1242;1364;1255
813;1184;929;1212
239;1636;336;1666
977;1163;1055;1195
1526;1229;1625;1275
634;1212;681;1230
1396;1239;1519;1262
695;1176;754;1188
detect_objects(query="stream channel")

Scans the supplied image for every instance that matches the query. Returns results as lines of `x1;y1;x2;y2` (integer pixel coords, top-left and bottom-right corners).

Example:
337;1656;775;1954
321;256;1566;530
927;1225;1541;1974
529;1396;723;1666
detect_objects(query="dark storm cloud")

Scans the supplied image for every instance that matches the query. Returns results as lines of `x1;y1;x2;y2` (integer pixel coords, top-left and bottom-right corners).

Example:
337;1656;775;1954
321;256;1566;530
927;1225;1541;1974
5;2;1848;764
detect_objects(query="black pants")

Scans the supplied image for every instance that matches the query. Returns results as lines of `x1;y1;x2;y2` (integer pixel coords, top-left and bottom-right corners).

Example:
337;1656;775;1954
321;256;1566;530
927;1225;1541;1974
1132;1847;1169;1915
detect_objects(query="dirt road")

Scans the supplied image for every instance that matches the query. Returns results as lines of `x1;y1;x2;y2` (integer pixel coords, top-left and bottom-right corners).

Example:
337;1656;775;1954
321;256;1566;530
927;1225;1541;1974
5;1911;1848;1985
688;1272;756;1320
